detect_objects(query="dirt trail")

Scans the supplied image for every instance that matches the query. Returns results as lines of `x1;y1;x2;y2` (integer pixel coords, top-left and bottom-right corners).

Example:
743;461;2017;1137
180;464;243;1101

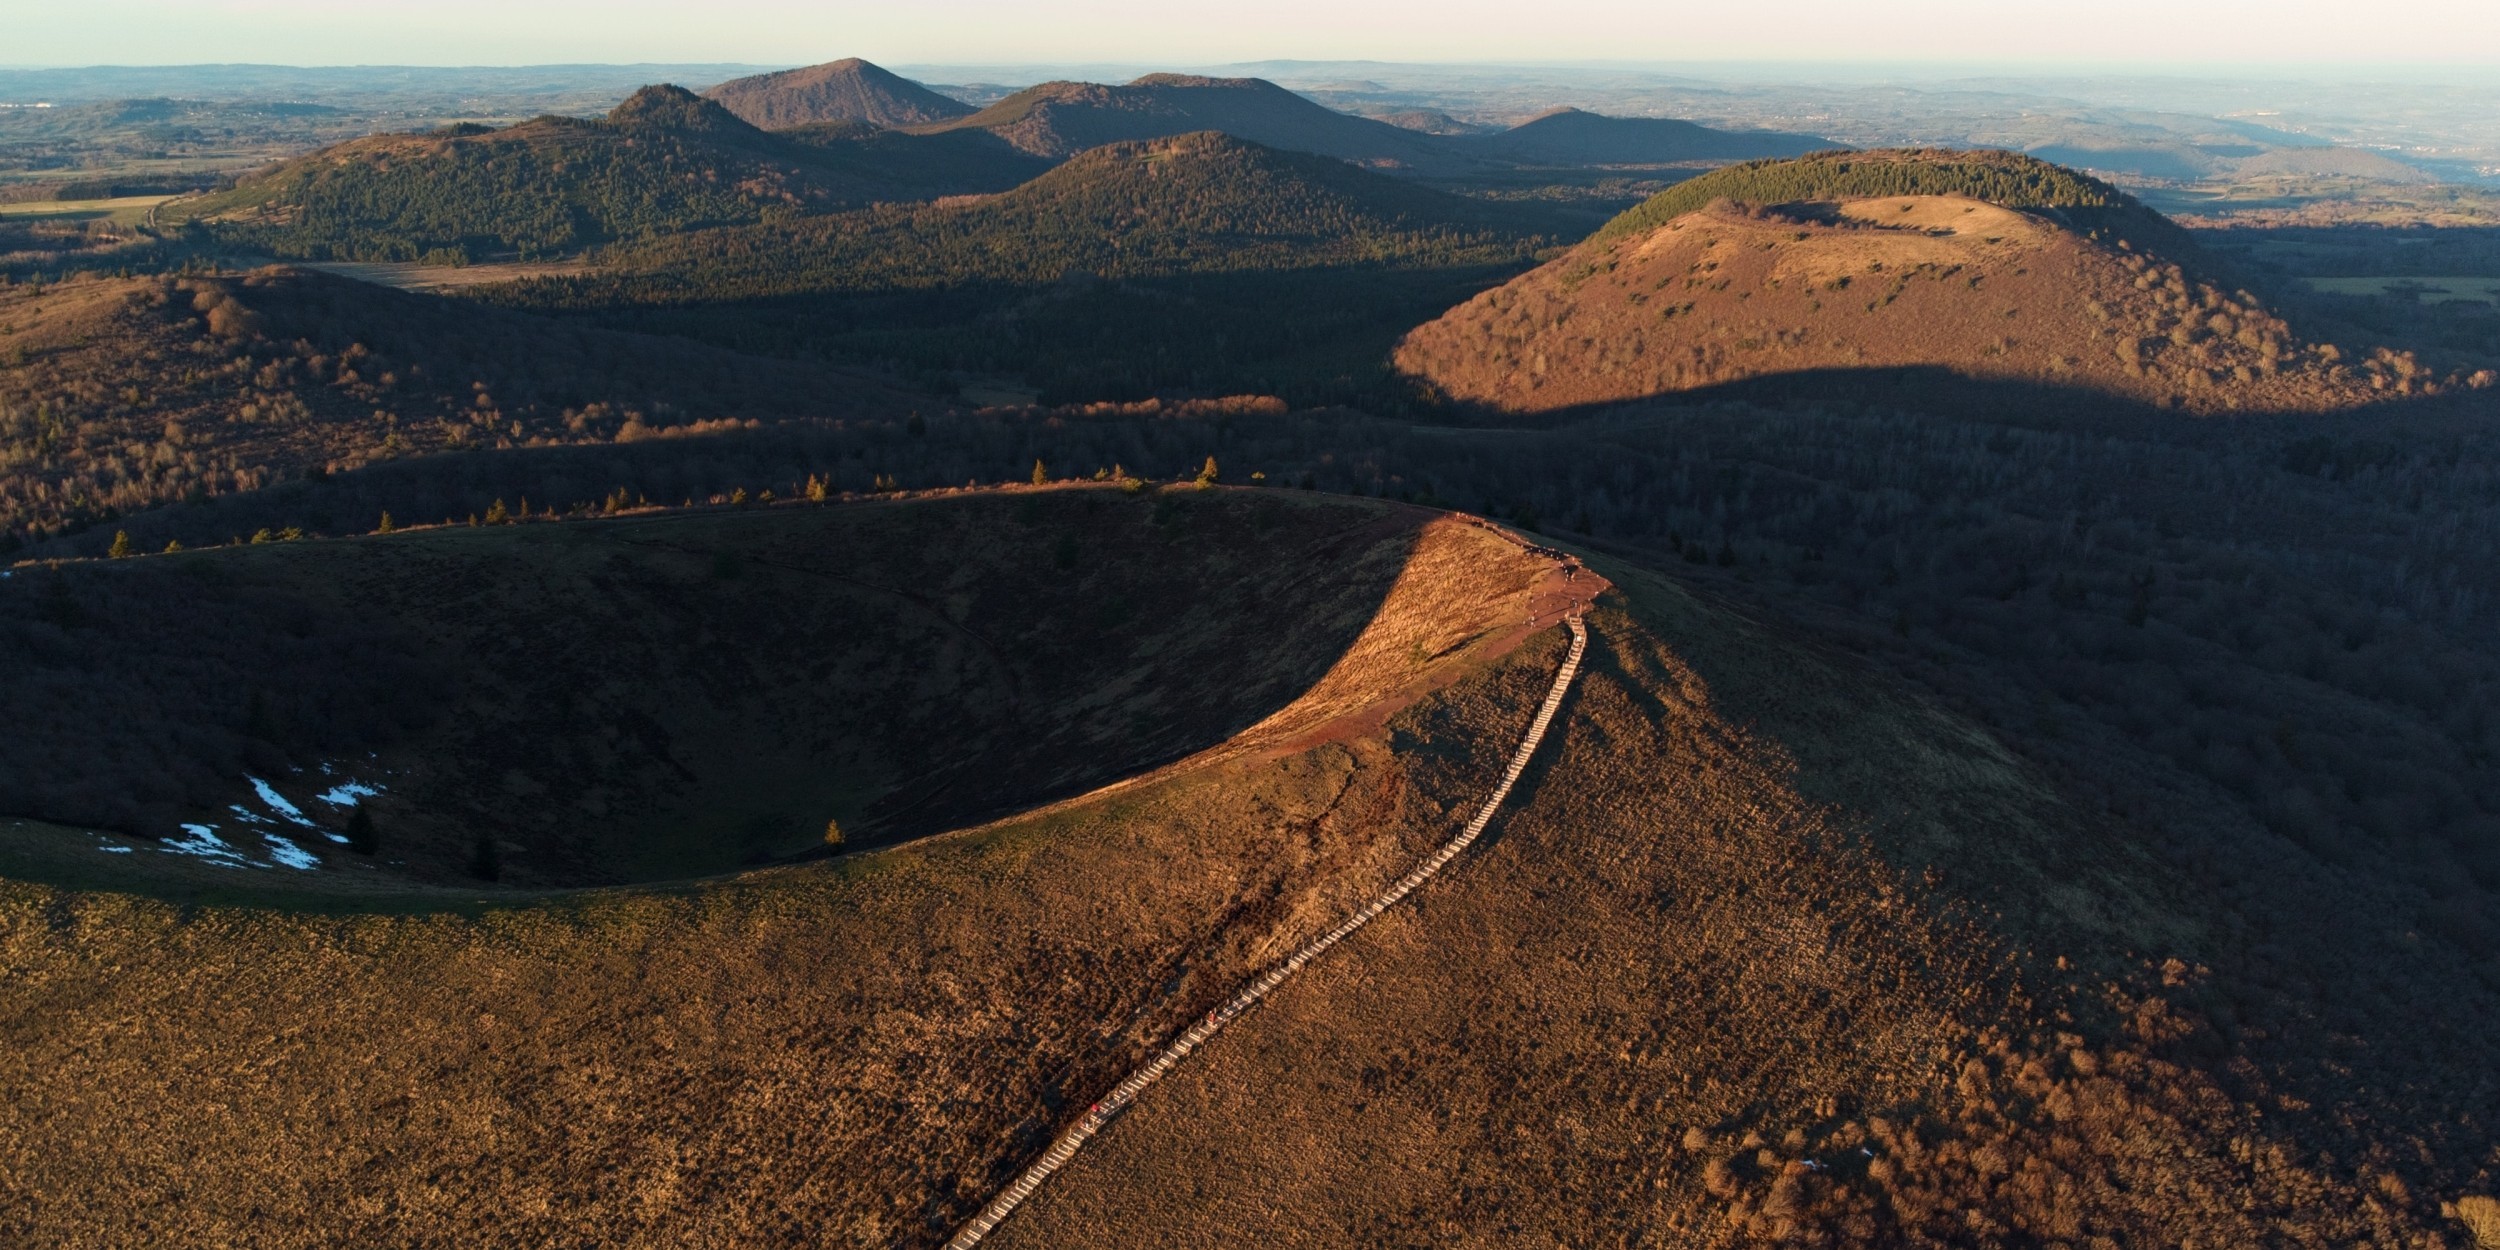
943;607;1591;1249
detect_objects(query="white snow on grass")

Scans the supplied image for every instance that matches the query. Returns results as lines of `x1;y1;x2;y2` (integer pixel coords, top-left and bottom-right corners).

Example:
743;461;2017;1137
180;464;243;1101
164;823;250;868
249;776;319;827
98;845;133;853
260;834;321;870
156;821;323;871
315;779;382;808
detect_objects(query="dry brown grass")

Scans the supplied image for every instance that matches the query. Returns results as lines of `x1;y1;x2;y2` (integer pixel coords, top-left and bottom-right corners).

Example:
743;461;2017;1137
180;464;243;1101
988;561;2433;1248
1393;196;2448;414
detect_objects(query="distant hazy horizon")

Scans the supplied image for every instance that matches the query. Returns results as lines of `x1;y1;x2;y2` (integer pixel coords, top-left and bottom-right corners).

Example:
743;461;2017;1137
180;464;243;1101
13;0;2500;70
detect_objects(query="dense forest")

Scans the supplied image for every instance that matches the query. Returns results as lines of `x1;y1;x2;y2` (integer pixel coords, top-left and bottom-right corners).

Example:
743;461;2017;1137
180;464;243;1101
476;132;1572;405
0;267;907;543
502;131;1567;303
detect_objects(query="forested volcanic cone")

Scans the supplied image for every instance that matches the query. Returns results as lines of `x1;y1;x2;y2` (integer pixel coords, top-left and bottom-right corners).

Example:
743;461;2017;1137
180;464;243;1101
1395;149;2416;415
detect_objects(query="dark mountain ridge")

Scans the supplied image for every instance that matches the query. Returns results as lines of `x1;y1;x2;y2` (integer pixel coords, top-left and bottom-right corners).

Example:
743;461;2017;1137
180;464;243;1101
1461;105;1832;166
162;84;1039;263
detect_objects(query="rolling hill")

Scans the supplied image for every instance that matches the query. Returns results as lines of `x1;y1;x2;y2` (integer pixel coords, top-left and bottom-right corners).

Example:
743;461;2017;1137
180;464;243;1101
0;488;2470;1247
701;57;976;129
1397;148;2410;415
1459;106;1832;166
912;74;1481;173
162;85;1038;263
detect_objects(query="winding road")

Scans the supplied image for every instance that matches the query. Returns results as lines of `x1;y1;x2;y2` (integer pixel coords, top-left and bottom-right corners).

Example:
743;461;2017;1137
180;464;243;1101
944;608;1590;1249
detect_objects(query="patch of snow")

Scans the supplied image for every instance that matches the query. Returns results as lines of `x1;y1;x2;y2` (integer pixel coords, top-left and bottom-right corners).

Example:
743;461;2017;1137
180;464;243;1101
228;804;274;826
315;779;383;808
322;832;351;845
98;845;133;854
164;823;249;868
260;834;320;870
249;776;318;827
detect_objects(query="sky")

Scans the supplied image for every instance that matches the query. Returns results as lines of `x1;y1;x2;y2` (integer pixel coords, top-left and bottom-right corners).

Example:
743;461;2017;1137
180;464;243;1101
9;0;2500;68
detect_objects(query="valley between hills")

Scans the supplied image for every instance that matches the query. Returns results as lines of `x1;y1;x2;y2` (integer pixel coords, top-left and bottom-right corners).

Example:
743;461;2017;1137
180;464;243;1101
3;52;2499;1250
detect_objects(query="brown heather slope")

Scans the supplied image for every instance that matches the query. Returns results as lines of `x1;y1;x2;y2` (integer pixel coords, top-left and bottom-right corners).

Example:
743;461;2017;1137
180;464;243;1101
1397;156;2447;415
702;57;975;129
0;267;916;543
992;559;2458;1249
0;495;2469;1248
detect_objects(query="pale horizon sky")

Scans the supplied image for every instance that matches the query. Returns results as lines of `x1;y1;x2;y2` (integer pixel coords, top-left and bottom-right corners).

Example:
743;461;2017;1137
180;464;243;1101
8;0;2500;70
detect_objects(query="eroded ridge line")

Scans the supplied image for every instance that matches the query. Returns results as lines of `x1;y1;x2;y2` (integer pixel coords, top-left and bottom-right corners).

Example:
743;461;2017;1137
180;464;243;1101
944;612;1589;1250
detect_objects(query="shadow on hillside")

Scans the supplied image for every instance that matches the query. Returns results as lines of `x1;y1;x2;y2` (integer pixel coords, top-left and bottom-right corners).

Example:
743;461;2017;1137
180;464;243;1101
1425;364;2492;437
0;490;1434;901
504;259;1537;412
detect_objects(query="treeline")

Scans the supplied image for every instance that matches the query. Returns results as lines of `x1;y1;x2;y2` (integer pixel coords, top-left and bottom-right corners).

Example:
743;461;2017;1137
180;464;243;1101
1593;147;2137;244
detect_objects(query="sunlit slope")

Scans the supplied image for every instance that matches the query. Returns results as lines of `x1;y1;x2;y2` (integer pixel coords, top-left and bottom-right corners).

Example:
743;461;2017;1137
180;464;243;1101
990;558;2441;1248
1397;149;2402;415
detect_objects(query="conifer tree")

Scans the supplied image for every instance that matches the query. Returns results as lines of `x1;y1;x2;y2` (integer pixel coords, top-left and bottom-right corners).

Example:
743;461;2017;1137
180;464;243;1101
1032;459;1049;486
344;804;377;856
1197;456;1219;486
107;530;133;558
823;818;846;851
376;511;396;534
484;499;509;525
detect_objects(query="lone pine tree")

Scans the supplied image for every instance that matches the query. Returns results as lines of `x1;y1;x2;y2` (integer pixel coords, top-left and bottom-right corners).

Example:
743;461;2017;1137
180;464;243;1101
344;804;377;856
